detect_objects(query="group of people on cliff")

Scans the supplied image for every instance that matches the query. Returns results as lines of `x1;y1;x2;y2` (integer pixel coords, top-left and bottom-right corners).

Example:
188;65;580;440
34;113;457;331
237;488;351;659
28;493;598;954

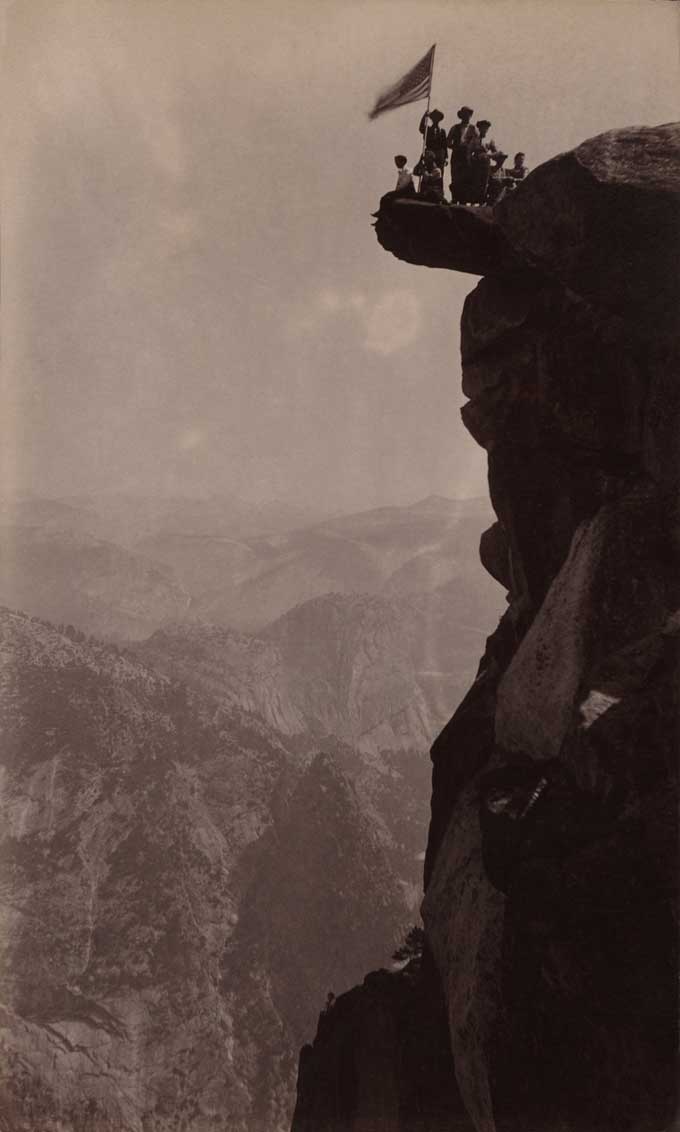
386;105;528;208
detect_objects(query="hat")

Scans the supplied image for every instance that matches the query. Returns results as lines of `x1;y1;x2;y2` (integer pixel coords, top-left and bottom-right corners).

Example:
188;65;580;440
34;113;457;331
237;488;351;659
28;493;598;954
457;105;473;119
429;108;444;122
477;119;491;129
492;150;508;162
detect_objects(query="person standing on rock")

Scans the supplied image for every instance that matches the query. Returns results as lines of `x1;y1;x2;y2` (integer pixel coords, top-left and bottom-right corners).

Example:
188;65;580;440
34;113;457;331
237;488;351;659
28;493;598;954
418;109;448;179
468;119;494;204
446;105;477;204
414;149;444;202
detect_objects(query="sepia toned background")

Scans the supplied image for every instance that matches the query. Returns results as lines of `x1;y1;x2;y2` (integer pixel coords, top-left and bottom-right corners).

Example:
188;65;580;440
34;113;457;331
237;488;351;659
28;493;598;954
0;3;678;1131
3;0;679;512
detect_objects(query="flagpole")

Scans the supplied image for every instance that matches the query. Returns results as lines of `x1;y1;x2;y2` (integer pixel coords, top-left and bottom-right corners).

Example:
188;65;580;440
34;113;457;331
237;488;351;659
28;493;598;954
417;43;436;193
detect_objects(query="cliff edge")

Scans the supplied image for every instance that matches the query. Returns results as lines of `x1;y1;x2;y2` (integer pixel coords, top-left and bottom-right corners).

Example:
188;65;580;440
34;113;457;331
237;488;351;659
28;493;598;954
292;122;680;1132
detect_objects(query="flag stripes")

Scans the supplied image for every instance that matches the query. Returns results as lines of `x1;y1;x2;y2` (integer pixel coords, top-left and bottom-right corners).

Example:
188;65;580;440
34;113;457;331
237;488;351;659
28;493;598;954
368;44;435;120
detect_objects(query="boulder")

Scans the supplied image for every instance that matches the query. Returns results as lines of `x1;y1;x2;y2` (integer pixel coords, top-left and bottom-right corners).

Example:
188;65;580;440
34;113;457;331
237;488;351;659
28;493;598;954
496;122;680;327
479;522;511;592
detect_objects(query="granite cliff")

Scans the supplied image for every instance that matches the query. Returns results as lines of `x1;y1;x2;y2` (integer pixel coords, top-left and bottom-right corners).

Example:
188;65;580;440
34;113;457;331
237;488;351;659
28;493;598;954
293;123;679;1132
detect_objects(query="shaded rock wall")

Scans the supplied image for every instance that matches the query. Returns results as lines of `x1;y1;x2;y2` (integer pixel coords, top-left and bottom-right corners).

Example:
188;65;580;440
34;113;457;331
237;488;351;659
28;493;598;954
424;123;680;1132
291;959;473;1132
293;122;680;1132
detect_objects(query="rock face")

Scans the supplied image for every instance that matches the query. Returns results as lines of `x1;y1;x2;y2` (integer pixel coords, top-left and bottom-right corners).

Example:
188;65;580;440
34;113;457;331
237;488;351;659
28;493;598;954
293;123;680;1132
495;123;680;327
292;959;473;1132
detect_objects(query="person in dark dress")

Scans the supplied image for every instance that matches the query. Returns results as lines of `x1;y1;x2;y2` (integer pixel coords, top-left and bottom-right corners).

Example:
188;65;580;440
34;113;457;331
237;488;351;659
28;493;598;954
486;150;510;205
446;105;477;204
468;119;494;205
418;109;448;178
414;149;444;202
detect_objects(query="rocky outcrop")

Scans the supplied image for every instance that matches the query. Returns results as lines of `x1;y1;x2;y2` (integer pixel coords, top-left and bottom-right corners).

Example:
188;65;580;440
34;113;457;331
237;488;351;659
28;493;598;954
374;199;522;276
293;122;680;1132
426;123;680;1132
375;122;680;325
291;959;473;1132
494;123;680;327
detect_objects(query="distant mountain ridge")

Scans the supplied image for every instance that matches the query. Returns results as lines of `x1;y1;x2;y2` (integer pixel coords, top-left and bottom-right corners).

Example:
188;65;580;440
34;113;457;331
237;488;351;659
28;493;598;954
0;493;500;638
0;522;191;640
138;581;496;759
140;494;497;630
0;493;325;546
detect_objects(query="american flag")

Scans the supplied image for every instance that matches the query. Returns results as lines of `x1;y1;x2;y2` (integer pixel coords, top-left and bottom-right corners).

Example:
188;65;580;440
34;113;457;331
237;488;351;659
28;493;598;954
368;44;436;121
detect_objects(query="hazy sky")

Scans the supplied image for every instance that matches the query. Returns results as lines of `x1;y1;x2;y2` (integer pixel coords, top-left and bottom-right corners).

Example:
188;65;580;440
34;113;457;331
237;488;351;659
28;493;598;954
2;0;679;511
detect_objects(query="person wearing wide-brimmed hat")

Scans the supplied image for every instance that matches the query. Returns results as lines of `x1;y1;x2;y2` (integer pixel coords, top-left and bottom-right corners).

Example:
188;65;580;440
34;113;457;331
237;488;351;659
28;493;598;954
446;105;477;204
418;108;447;177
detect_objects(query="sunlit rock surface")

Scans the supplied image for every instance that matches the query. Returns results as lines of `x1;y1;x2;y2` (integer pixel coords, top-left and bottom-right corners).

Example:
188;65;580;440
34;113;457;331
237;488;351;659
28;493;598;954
292;122;680;1132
